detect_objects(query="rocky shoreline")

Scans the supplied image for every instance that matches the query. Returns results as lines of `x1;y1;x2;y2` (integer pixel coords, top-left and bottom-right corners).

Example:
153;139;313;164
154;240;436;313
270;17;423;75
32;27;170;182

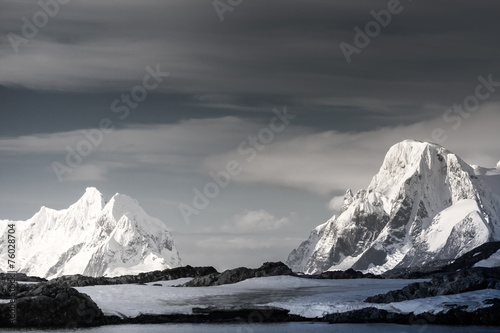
1;260;500;328
324;298;500;326
102;298;500;326
103;306;305;325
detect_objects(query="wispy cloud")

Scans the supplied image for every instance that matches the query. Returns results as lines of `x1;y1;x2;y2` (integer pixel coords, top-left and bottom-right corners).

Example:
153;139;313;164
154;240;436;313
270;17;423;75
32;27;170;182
204;104;500;195
2;104;500;187
0;116;309;182
328;195;345;212
222;209;291;233
64;163;111;182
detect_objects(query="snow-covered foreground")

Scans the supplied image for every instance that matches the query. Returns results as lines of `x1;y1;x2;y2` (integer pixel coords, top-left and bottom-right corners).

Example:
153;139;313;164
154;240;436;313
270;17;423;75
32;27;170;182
76;276;500;319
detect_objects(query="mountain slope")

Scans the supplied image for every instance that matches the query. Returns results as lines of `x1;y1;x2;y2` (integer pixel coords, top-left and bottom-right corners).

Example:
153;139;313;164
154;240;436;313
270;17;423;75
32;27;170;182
287;140;500;275
0;188;182;278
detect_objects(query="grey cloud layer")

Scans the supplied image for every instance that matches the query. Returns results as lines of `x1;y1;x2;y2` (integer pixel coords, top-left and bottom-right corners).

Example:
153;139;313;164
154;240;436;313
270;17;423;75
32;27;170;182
2;104;499;194
204;104;500;195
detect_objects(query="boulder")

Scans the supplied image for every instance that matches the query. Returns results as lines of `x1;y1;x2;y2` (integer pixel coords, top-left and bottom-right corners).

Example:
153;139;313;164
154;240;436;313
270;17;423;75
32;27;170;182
0;283;104;328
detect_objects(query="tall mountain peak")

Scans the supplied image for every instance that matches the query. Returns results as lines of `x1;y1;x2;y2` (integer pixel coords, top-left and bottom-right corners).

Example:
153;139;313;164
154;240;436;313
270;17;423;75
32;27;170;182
80;187;106;203
105;193;145;220
0;189;181;278
67;187;106;217
287;140;500;275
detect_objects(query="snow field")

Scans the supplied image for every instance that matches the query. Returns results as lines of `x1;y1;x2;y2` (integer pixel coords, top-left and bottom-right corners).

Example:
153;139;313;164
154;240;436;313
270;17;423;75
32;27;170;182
74;276;500;319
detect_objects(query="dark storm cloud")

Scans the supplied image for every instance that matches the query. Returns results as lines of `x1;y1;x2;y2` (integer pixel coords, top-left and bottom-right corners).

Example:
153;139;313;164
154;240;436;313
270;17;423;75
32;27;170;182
1;0;499;134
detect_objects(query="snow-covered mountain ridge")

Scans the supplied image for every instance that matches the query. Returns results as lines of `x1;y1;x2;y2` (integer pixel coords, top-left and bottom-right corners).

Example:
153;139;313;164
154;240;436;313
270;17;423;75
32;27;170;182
287;140;500;275
0;188;182;278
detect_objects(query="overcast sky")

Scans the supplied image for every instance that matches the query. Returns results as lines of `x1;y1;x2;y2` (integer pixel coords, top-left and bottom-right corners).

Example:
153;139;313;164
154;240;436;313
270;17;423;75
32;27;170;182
1;0;500;271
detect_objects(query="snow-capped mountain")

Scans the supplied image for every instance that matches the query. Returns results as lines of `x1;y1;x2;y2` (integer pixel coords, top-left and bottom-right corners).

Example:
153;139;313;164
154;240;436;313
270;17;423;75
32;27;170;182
0;188;182;278
287;140;500;275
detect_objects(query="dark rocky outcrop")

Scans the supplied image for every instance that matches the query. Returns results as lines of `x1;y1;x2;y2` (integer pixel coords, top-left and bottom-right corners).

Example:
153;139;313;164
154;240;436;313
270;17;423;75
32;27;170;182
48;265;217;287
366;267;500;303
0;273;47;283
384;241;500;279
441;241;500;272
428;298;500;325
0;283;104;328
181;262;293;287
302;268;382;280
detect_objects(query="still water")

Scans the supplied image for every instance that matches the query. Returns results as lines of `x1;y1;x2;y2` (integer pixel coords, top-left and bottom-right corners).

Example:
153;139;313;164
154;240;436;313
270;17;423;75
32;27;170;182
2;323;500;333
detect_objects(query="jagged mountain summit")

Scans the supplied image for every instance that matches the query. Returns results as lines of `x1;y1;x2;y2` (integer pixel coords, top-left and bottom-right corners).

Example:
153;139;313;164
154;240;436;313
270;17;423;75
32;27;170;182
287;140;500;275
0;188;182;279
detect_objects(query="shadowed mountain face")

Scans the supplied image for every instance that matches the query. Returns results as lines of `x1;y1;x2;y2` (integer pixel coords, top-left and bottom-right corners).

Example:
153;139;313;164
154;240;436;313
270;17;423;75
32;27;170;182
287;140;500;275
0;188;182;278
